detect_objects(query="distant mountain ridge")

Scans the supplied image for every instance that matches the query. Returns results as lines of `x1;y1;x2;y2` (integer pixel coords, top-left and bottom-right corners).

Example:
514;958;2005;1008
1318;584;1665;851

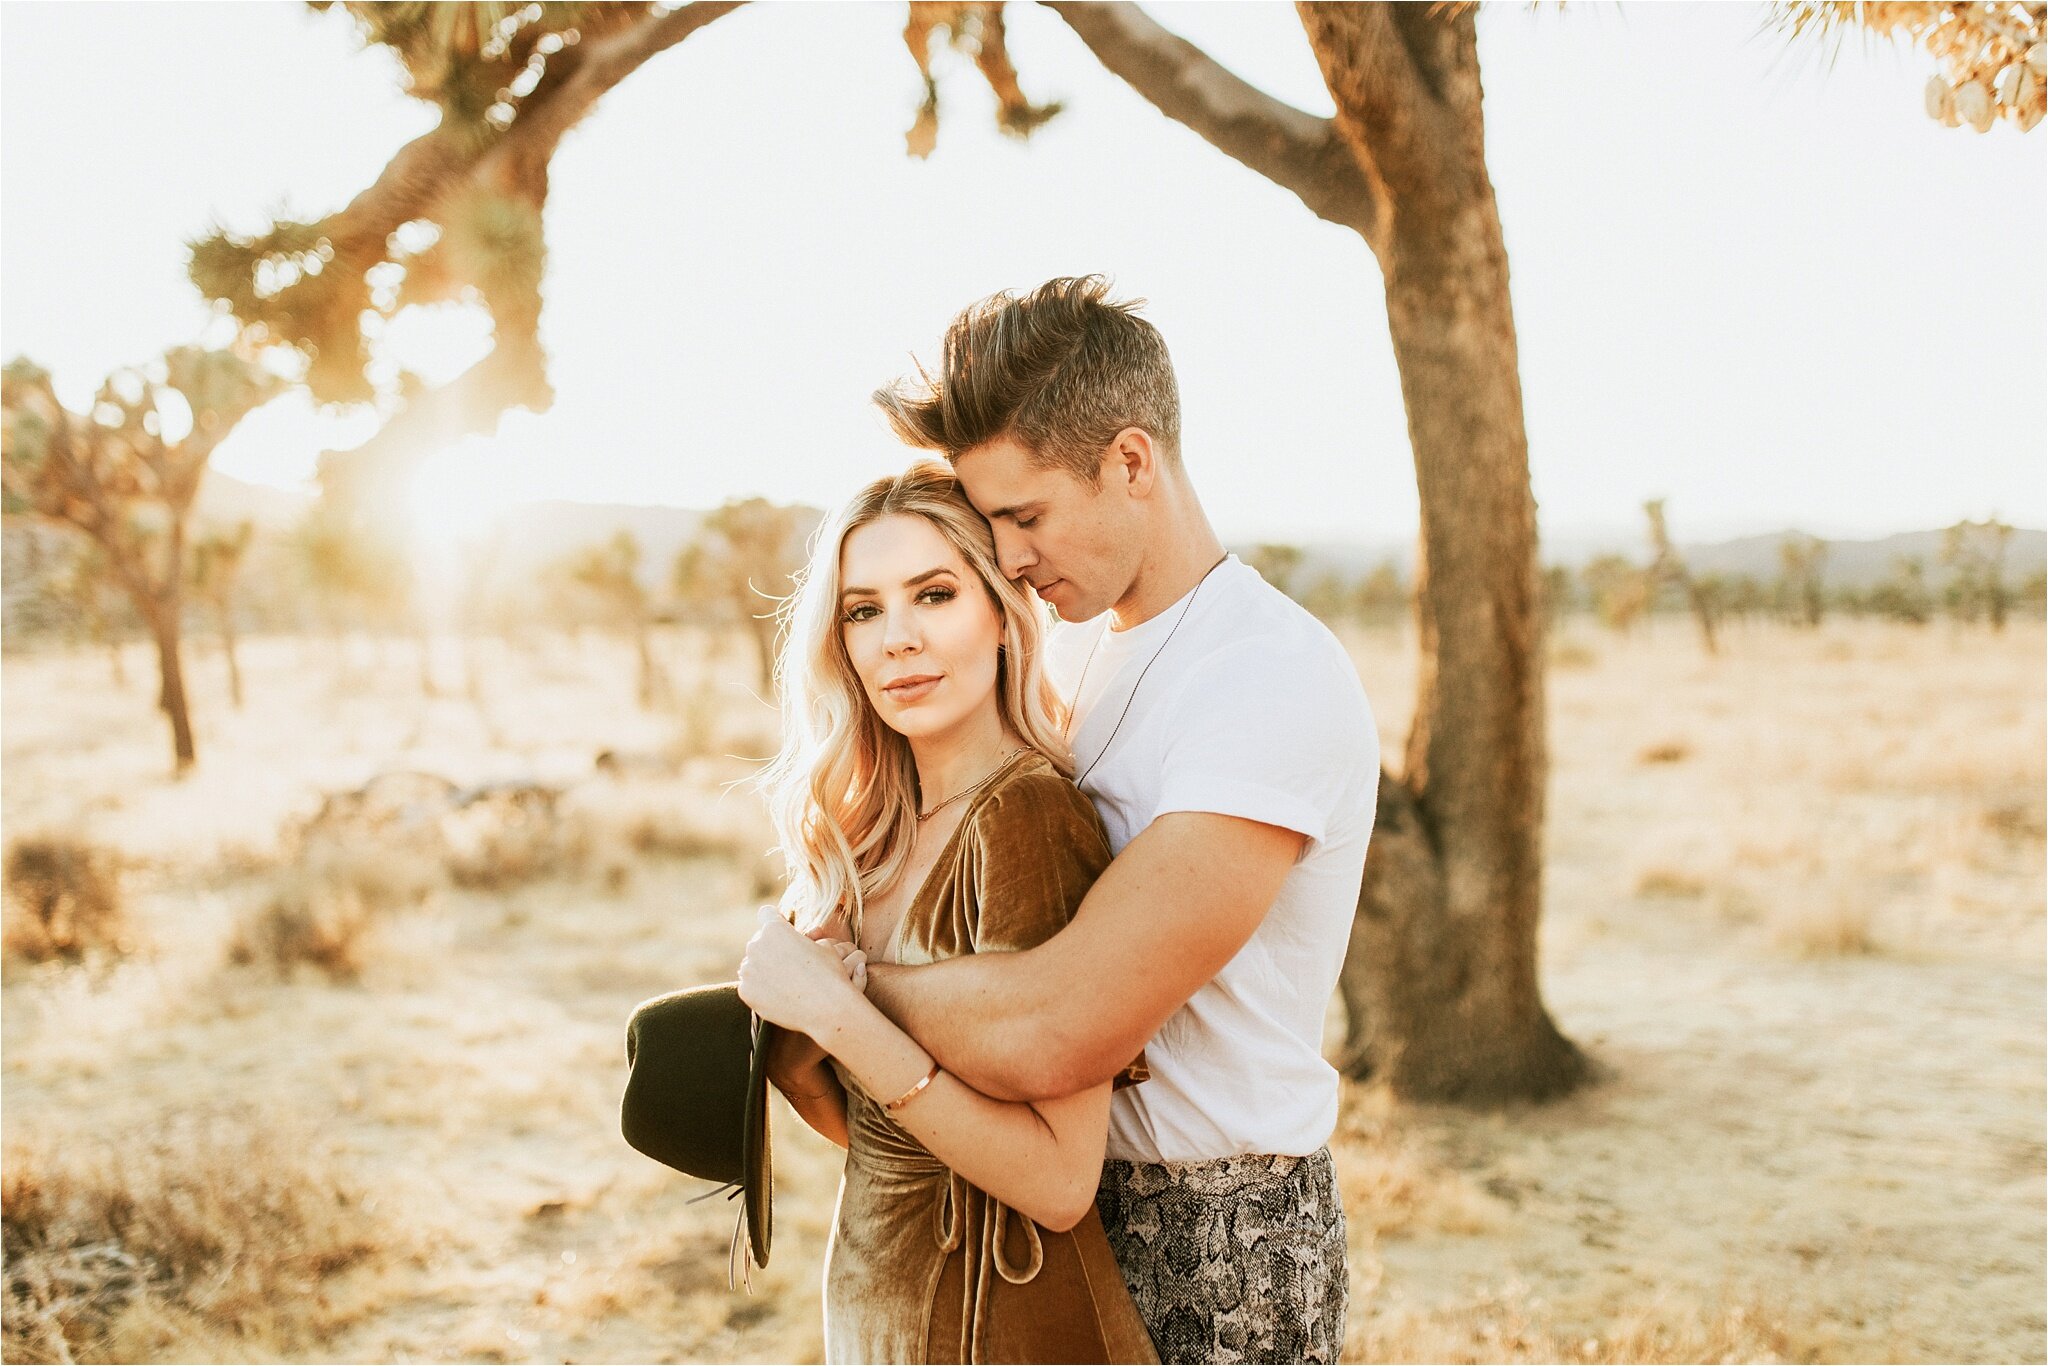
132;472;2048;596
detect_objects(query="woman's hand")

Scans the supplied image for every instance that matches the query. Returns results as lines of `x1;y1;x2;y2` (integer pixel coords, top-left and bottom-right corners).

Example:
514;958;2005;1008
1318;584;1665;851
738;906;868;1039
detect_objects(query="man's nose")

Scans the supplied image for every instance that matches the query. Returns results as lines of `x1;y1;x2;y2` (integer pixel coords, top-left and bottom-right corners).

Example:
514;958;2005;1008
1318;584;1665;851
995;527;1036;582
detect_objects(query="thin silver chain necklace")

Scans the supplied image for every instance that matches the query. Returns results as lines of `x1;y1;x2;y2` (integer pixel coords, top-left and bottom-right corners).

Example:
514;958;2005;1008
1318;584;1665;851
1066;552;1230;791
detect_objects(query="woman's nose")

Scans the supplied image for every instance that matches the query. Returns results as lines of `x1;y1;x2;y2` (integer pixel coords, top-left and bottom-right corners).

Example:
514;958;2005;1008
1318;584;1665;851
882;611;920;655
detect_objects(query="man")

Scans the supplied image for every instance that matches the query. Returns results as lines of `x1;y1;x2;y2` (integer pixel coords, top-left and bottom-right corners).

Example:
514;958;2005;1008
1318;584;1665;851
865;275;1378;1364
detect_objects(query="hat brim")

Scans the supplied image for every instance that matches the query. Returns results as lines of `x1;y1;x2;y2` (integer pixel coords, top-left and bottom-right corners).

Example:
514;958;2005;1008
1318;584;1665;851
621;981;775;1268
742;1015;772;1268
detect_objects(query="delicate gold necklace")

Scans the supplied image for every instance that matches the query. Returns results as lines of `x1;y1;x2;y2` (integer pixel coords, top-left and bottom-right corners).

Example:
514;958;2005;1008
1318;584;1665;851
916;746;1027;823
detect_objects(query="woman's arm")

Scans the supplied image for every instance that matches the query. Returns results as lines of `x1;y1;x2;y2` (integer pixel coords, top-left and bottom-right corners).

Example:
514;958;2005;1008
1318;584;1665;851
739;909;1108;1231
764;1024;850;1149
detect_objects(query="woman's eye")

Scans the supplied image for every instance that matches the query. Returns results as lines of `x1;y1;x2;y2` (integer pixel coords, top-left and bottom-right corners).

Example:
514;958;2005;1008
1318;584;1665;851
842;603;879;623
918;586;956;605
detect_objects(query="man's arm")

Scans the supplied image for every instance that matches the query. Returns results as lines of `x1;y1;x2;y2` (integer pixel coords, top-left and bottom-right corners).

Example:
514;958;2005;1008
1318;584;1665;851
864;810;1303;1102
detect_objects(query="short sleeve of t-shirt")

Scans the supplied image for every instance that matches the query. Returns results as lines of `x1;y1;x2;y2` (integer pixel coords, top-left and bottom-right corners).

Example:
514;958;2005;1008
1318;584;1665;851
1153;638;1377;852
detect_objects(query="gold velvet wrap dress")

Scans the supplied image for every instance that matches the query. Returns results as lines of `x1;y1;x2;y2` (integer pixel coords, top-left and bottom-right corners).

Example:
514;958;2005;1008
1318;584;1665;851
823;752;1159;1365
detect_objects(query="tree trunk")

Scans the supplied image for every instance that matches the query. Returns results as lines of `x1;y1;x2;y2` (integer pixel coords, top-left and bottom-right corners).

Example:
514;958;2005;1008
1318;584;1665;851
1299;4;1586;1102
1686;582;1720;655
745;612;776;693
149;600;196;774
1047;0;1586;1103
217;599;244;708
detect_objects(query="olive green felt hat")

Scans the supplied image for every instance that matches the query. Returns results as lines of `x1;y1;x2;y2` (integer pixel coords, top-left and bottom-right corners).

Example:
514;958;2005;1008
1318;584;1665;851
621;981;773;1269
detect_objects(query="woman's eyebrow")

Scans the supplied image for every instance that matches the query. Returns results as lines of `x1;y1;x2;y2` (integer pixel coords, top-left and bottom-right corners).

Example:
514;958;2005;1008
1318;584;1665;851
839;566;956;600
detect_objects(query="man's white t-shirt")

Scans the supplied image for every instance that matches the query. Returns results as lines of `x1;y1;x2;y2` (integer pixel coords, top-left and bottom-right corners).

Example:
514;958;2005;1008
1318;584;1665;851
1047;556;1379;1164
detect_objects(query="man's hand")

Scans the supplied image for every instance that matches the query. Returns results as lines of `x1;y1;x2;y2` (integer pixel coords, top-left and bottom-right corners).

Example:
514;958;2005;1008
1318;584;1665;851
864;811;1303;1101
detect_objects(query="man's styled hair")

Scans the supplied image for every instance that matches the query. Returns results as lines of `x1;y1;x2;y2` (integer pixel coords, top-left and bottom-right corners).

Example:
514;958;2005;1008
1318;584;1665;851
872;275;1181;485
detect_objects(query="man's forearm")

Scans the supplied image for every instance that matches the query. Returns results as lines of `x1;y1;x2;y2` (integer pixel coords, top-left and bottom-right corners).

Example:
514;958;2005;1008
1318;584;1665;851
864;951;1071;1102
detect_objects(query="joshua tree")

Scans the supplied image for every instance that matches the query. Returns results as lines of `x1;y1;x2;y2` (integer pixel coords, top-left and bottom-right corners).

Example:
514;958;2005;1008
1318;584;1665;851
1869;554;1935;624
2;350;281;772
1940;517;2015;629
1581;554;1650;635
192;0;2040;1101
1778;534;1829;628
679;498;812;691
189;519;256;707
1643;498;1721;655
50;540;132;686
561;530;670;708
1244;543;1306;601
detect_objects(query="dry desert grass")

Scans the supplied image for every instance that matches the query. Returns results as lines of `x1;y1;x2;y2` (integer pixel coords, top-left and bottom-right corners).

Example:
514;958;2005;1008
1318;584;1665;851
2;618;2042;1363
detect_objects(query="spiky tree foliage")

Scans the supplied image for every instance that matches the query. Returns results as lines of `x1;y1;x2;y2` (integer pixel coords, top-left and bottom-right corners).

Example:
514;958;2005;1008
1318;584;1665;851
190;519;256;707
1940;516;2015;627
1244;542;1306;600
902;2;1062;157
1869;554;1936;623
187;0;747;521
1769;1;2046;131
1581;554;1650;634
562;531;670;707
48;539;134;686
2;351;282;772
1644;498;1721;655
678;498;813;691
1778;533;1829;627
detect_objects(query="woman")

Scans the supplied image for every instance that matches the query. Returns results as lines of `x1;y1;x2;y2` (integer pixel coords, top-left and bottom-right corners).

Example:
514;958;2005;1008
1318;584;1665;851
736;462;1156;1365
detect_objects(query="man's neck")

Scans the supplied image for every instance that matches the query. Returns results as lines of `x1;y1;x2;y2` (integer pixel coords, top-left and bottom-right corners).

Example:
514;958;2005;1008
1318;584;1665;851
1108;487;1227;632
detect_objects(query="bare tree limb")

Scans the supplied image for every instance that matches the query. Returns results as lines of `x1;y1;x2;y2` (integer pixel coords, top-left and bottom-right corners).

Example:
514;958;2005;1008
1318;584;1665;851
476;1;751;184
314;1;749;494
1042;1;1383;245
1294;3;1474;216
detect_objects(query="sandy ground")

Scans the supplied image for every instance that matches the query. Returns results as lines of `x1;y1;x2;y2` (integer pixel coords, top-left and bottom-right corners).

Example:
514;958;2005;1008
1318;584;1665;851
2;618;2041;1363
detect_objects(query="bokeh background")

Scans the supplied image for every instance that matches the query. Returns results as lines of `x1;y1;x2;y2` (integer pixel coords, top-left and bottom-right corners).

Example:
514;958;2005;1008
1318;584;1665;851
2;3;2042;1363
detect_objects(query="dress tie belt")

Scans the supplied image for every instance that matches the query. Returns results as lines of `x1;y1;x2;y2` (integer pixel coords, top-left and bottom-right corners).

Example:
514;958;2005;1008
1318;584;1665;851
932;1169;1044;1362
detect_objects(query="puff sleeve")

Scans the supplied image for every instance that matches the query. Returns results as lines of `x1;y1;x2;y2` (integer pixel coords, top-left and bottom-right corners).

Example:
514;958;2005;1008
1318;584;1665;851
966;771;1149;1090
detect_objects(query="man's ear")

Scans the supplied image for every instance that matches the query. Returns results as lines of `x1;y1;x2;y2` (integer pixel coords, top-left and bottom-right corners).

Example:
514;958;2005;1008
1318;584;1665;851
1106;427;1158;498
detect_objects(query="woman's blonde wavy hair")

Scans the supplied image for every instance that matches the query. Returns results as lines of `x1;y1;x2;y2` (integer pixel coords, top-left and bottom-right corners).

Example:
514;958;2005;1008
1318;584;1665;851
760;461;1071;936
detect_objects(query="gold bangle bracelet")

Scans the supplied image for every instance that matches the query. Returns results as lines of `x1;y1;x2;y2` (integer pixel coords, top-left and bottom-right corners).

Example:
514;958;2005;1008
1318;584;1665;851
885;1060;941;1111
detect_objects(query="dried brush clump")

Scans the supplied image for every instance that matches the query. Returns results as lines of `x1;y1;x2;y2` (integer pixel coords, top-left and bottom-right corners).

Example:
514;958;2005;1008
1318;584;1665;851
1359;1281;1794;1364
226;838;441;981
1769;893;1884;959
443;791;594;890
1;1115;389;1363
3;835;131;963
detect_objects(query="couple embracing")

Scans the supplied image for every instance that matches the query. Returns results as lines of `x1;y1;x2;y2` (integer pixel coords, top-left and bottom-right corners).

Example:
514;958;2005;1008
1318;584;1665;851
735;276;1379;1365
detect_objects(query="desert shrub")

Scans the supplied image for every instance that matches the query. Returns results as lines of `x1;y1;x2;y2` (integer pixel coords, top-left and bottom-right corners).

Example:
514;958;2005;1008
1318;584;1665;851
3;836;130;963
1548;637;1598;670
225;837;440;981
1636;740;1691;765
1634;867;1708;898
1769;894;1883;958
443;790;593;889
1;1115;387;1363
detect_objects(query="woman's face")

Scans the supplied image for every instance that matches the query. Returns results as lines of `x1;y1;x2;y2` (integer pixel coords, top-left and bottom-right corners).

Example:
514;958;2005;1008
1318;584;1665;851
838;513;1004;744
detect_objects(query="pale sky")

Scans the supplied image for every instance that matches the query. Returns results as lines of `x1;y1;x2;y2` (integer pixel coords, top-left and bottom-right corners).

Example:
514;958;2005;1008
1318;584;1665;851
2;1;2043;545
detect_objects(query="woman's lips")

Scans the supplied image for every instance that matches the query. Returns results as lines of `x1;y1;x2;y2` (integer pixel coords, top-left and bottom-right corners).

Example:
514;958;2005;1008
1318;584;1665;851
882;675;941;704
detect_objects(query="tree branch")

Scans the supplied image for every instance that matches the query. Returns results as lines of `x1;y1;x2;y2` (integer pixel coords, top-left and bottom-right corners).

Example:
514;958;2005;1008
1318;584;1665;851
313;1;749;496
1042;1;1383;245
477;1;750;181
1294;2;1473;215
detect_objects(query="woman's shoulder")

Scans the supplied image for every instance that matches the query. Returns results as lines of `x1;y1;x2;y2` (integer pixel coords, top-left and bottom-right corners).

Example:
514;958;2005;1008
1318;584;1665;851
966;750;1104;844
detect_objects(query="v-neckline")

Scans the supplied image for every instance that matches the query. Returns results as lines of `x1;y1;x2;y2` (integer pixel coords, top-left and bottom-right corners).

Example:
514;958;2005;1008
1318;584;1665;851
868;749;1034;966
